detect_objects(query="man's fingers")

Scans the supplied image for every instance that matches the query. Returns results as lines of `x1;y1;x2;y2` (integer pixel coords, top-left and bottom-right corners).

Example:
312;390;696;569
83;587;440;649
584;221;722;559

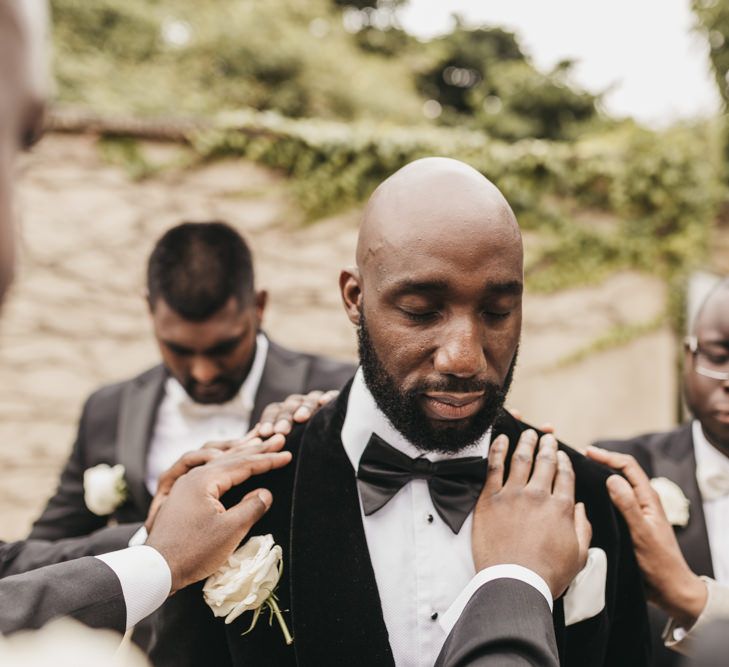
318;390;339;405
157;449;221;493
202;440;236;452
574;502;592;569
483;434;508;494
258;396;304;436
539;422;555;434
605;474;647;531
586;447;657;510
527;434;558;491
506;429;538;486
226;433;286;456
203;428;265;451
208;451;293;496
225;488;273;533
552;450;576;500
293;391;323;422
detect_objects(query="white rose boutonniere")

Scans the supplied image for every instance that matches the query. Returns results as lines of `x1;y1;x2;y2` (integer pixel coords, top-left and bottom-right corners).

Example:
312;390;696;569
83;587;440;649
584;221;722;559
83;463;128;516
203;534;293;645
650;476;690;527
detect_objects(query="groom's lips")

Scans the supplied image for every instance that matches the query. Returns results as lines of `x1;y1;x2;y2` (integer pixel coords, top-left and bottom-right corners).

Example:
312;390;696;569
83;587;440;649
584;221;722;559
421;391;485;421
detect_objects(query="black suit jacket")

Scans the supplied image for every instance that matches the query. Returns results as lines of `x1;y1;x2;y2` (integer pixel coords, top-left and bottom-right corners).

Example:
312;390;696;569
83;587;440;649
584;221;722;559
434;578;559;667
0;556;125;635
152;385;650;667
29;338;355;539
597;424;713;667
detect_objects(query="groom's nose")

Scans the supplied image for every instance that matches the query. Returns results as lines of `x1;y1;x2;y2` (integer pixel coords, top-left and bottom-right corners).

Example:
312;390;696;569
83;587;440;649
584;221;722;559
433;316;486;379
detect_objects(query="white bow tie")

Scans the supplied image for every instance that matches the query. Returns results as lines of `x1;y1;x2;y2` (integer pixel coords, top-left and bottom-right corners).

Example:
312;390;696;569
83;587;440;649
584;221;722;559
697;464;729;502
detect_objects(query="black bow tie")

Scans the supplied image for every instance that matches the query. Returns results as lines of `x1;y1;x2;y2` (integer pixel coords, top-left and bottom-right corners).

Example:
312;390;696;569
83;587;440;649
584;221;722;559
356;433;488;534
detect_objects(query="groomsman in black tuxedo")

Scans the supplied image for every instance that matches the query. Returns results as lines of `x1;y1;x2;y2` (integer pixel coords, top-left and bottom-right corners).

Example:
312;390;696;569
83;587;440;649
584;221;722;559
596;279;729;666
29;221;354;541
152;157;650;666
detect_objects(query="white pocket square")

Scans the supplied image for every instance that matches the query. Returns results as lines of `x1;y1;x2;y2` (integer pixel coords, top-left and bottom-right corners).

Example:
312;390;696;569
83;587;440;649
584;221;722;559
563;547;607;626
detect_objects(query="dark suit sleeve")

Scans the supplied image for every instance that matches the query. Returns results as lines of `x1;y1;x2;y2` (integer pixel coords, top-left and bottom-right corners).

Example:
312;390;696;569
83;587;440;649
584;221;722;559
435;578;558;667
0;556;125;635
0;524;140;578
29;396;109;540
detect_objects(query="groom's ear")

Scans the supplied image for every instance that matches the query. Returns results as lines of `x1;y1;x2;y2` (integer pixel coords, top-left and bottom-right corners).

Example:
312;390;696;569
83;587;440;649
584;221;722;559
340;267;362;326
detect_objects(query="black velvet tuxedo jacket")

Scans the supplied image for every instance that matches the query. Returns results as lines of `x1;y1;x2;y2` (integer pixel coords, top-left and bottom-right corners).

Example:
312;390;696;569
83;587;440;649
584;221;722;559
28;339;355;540
597;423;712;667
152;383;650;667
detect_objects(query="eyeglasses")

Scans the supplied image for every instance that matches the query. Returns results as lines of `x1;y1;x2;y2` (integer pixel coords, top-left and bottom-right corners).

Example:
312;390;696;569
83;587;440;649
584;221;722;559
685;336;729;381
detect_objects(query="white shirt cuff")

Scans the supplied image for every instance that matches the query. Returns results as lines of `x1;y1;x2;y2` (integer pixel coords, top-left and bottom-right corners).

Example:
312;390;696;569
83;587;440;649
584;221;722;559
440;564;553;636
128;525;148;547
96;546;171;630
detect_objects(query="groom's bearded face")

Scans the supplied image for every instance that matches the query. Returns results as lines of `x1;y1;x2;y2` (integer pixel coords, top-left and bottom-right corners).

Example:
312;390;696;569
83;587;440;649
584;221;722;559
358;309;517;454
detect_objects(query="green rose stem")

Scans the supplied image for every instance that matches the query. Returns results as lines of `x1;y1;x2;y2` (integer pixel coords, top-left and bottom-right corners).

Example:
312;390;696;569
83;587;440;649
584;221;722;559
269;597;293;645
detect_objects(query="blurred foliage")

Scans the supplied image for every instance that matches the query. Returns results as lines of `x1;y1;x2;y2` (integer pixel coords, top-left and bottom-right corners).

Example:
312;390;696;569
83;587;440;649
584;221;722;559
51;0;601;143
51;0;423;121
52;0;725;325
692;0;729;174
415;24;601;141
190;111;721;294
692;0;729;109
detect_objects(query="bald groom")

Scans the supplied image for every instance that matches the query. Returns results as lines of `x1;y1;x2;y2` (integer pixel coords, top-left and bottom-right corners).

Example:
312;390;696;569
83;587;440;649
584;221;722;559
152;158;650;667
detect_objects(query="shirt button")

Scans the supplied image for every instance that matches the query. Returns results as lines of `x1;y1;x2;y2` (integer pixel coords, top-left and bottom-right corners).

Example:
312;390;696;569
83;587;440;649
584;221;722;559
426;514;434;523
431;611;439;621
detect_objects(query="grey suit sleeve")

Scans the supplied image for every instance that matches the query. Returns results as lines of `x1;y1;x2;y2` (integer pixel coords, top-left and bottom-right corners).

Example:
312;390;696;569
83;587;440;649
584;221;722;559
435;578;559;667
0;556;125;635
0;523;141;578
29;397;108;540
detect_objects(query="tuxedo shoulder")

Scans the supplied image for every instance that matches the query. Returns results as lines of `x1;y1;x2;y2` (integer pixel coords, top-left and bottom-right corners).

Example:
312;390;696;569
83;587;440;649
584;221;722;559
84;365;164;408
509;417;613;485
560;442;612;482
268;339;355;385
593;423;690;460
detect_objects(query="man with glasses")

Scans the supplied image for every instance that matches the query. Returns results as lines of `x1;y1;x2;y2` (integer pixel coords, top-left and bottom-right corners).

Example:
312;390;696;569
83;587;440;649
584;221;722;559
596;278;729;666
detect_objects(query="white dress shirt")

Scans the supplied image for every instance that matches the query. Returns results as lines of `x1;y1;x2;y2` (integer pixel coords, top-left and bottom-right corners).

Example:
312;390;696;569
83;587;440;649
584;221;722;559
693;420;729;585
145;334;269;495
341;369;551;667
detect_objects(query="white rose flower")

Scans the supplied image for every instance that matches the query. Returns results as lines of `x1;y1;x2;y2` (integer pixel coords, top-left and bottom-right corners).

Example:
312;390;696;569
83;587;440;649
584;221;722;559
83;463;127;516
650;476;690;527
203;534;282;624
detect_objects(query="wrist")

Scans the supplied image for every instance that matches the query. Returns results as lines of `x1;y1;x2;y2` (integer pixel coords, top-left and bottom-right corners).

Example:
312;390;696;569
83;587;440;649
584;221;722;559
663;572;707;629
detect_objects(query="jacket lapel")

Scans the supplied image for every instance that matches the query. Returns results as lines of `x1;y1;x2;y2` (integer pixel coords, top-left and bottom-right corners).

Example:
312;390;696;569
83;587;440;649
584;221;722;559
252;339;309;425
653;424;714;578
116;365;166;513
290;385;395;667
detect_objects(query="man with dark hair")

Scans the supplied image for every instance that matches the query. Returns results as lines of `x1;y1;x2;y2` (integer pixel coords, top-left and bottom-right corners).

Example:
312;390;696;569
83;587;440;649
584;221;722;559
29;220;354;541
152;158;649;667
596;278;729;666
147;221;256;329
